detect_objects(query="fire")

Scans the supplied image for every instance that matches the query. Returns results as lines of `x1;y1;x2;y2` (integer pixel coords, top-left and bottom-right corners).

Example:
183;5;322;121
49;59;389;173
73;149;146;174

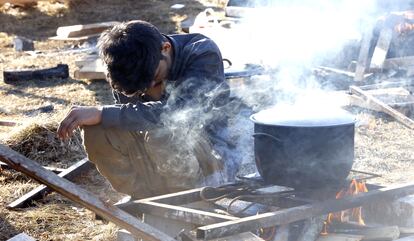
321;179;368;235
395;22;414;34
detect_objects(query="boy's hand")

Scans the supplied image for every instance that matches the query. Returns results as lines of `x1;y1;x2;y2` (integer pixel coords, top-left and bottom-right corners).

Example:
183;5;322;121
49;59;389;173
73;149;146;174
58;106;103;140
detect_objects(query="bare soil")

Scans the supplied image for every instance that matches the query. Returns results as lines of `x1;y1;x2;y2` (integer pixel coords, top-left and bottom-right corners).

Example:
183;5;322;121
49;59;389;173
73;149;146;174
0;1;226;240
0;0;413;240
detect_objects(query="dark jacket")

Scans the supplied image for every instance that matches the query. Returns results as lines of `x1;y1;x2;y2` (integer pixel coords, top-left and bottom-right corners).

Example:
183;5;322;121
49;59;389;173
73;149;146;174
101;33;230;146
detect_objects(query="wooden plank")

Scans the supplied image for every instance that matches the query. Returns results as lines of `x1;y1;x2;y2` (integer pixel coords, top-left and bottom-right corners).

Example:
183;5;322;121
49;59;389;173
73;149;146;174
332;225;400;241
49;34;100;42
3;64;69;83
395;235;414;241
369;28;393;69
196;182;414;240
0;120;18;126
7;158;93;209
400;227;414;236
317;234;363;241
75;55;99;68
0;161;64;173
350;85;414;129
6;233;36;241
74;59;106;80
383;56;414;69
135;201;238;225
0;144;174;241
0;0;37;5
297;215;326;241
137;188;203;205
116;188;203;217
180;230;264;241
355;29;374;81
56;21;120;38
359;79;414;91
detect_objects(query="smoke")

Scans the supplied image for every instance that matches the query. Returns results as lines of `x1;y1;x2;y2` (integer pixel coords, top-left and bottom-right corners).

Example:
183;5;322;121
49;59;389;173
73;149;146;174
156;0;414;184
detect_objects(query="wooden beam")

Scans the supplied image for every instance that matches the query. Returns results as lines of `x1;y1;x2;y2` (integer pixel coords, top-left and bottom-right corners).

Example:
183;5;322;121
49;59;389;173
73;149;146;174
0;120;18;126
180;230;264;241
3;64;69;83
0;0;37;5
135;201;238;225
0;144;174;241
395;235;414;241
49;34;100;42
331;225;400;241
317;234;363;241
369;28;393;69
382;56;414;69
56;21;120;38
350;85;414;129
196;182;414;240
358;79;414;91
7;158;93;209
137;188;203;205
297;215;326;241
0;161;64;173
74;59;106;80
354;29;374;81
75;55;99;68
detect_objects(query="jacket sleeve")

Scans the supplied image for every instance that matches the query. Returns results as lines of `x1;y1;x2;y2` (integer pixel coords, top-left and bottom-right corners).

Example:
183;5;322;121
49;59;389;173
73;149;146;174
101;100;164;131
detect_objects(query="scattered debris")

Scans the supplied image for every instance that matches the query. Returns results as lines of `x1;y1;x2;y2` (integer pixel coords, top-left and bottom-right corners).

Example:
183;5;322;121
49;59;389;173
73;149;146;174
170;3;185;9
3;64;69;83
74;57;105;80
350;85;414;129
0;120;18;126
13;36;34;52
50;21;120;41
0;0;38;7
25;104;54;116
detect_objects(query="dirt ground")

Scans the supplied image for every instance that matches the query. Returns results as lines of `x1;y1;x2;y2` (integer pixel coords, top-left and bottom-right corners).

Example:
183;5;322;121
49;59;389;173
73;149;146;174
0;1;226;240
0;0;413;240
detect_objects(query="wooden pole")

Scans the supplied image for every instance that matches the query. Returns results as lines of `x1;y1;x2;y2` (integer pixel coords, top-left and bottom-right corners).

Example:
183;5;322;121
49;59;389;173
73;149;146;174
196;182;414;240
7;158;93;209
0;144;174;241
350;85;414;129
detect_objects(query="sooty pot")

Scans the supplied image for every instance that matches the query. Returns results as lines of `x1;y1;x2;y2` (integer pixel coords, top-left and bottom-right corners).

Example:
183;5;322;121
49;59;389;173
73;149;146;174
250;107;355;189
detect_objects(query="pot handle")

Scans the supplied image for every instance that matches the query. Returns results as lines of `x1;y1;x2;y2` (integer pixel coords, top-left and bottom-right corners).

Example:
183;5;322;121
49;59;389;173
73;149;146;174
252;133;283;142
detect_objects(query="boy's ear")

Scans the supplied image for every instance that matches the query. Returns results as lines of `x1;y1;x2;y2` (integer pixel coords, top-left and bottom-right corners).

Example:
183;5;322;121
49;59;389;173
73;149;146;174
161;41;171;53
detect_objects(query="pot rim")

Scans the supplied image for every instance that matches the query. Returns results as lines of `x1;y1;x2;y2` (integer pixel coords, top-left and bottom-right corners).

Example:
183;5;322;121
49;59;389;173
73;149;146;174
250;113;356;127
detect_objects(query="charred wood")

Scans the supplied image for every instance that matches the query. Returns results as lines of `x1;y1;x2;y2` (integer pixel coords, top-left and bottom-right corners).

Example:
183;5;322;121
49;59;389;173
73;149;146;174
3;64;69;83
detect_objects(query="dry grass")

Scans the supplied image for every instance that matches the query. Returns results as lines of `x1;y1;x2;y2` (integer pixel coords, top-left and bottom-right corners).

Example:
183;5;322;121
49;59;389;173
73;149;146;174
0;0;227;240
5;115;85;167
1;0;413;240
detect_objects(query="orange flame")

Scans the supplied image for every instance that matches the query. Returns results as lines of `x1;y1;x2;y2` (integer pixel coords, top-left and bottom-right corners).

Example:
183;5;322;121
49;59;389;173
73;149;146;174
395;22;414;34
321;179;368;235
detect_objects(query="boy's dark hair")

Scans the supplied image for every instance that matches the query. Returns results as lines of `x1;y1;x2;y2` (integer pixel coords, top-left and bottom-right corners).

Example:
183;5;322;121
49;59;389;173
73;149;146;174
98;20;164;95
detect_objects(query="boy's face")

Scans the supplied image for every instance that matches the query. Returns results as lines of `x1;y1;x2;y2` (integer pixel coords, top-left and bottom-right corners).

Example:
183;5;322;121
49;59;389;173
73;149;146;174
144;58;169;100
144;41;172;100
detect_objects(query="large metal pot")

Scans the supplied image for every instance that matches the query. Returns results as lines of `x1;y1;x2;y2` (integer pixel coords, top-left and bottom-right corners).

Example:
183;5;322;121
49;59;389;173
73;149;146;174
250;107;355;189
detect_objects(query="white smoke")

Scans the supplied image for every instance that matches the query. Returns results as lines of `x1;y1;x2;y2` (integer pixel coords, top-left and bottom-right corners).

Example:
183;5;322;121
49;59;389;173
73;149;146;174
157;0;413;183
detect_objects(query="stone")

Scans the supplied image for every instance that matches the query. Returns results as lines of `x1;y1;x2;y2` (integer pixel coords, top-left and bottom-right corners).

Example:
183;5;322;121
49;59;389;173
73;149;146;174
13;36;34;52
364;194;414;227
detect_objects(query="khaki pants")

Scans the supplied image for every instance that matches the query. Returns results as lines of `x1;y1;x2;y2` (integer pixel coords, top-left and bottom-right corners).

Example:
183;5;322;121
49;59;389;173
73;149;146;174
82;125;225;199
